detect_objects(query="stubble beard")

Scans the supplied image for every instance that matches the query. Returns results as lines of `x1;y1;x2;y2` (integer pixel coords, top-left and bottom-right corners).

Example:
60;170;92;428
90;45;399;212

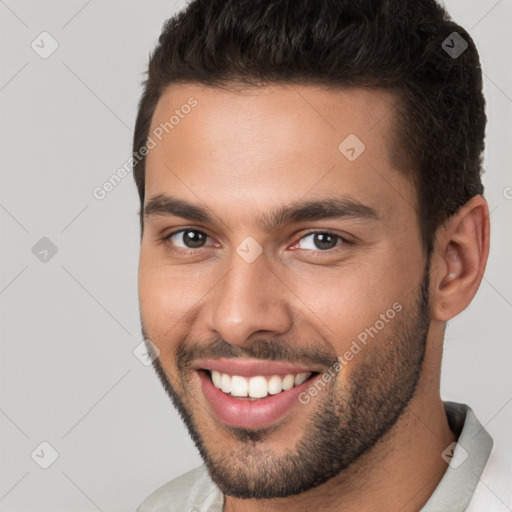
146;266;431;499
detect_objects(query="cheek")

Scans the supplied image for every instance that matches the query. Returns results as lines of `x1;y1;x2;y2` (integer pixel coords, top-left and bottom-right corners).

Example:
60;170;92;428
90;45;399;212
137;249;218;362
137;254;186;353
291;265;403;349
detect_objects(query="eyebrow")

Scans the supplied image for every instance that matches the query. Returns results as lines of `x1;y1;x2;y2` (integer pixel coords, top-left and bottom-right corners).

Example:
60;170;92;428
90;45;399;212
144;193;380;232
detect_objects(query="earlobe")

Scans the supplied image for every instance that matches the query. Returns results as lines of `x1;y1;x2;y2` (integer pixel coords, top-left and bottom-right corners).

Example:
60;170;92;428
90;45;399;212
431;196;490;321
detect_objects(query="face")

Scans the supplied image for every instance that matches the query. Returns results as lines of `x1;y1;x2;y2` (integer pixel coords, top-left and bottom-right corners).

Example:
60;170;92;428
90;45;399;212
138;84;430;498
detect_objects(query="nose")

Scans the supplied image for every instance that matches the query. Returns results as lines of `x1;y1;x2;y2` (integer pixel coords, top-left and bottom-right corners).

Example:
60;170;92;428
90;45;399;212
206;249;294;347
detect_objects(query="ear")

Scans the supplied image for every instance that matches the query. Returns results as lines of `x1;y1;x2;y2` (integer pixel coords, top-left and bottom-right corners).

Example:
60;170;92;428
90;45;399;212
430;195;490;322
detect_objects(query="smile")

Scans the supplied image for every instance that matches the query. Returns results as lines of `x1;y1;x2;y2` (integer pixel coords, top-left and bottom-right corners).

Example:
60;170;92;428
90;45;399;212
210;370;312;399
192;358;321;429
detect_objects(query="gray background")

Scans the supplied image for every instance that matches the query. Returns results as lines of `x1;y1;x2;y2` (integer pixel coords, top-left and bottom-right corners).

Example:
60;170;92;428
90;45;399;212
1;0;511;510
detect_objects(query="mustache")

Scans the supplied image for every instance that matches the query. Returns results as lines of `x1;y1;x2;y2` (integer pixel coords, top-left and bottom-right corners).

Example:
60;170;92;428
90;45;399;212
142;326;337;371
176;338;338;371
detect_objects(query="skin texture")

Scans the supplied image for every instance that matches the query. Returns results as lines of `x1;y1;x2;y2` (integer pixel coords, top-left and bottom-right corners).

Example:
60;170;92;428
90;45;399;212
138;83;490;511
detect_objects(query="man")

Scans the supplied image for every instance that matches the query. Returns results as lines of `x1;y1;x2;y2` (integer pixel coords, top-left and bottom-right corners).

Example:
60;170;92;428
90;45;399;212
132;1;506;510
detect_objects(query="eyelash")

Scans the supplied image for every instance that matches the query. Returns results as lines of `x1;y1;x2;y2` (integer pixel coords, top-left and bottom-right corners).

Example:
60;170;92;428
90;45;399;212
161;229;218;256
161;229;351;256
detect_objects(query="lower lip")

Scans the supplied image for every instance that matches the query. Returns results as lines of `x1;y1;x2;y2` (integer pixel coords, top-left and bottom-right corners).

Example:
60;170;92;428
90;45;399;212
198;371;317;429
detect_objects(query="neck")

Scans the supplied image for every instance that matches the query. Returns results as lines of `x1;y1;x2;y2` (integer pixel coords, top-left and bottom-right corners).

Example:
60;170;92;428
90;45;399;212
224;376;456;512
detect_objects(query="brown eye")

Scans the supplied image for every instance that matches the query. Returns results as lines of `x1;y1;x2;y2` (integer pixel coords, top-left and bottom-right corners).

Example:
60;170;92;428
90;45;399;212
165;229;211;250
297;232;345;251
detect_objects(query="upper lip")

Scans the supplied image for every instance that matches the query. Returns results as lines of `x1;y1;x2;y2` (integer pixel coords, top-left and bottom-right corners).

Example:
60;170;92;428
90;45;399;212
192;358;320;378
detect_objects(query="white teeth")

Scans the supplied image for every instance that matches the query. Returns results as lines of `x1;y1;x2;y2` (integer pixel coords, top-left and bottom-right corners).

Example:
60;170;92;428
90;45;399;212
248;376;268;398
211;370;221;389
230;375;248;397
221;373;231;394
294;372;309;386
209;371;312;398
282;374;295;391
267;375;282;395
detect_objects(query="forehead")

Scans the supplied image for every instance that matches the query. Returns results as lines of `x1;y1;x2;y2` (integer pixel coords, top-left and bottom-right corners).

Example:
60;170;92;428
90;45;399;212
145;83;416;229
